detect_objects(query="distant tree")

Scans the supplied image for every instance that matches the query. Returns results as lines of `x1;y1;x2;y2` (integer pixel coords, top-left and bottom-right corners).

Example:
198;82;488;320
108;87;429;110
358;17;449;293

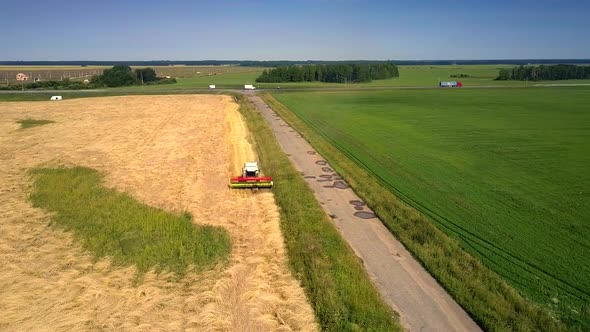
256;62;399;84
100;65;136;87
352;65;370;83
496;69;511;80
496;64;590;81
135;68;158;83
287;66;303;82
303;65;313;82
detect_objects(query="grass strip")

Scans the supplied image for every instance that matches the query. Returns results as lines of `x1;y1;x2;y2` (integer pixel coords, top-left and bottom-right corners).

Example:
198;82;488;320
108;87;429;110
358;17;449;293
236;94;401;331
261;93;566;331
18;118;55;129
29;167;231;276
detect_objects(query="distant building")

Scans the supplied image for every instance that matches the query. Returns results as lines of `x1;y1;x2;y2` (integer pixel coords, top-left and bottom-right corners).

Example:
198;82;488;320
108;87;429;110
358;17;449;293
16;73;29;81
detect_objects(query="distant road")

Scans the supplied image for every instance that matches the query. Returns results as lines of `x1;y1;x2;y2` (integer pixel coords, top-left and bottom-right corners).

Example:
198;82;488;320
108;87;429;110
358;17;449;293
0;89;108;94
533;83;590;86
1;82;589;96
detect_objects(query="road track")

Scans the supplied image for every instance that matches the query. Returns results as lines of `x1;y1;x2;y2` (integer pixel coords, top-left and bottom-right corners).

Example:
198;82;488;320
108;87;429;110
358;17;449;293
2;82;590;96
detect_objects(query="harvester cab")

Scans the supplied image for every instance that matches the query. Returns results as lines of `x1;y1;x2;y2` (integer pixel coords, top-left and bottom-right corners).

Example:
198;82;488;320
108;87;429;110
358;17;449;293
242;162;260;177
230;161;273;189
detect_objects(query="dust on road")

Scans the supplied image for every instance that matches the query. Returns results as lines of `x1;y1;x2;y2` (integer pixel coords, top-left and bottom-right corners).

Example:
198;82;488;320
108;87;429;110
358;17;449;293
0;95;317;331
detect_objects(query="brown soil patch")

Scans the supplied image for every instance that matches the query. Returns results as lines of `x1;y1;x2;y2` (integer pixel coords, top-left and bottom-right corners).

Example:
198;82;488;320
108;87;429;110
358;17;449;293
0;95;318;331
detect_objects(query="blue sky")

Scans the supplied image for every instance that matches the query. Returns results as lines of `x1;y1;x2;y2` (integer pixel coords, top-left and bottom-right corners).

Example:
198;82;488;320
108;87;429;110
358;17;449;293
2;0;588;60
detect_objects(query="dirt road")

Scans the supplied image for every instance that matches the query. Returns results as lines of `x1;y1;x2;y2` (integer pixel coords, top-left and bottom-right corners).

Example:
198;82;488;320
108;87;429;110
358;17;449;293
249;94;482;332
0;95;317;331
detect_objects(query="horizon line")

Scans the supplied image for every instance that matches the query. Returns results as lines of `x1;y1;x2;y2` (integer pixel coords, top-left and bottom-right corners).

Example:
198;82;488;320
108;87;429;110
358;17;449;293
2;58;590;63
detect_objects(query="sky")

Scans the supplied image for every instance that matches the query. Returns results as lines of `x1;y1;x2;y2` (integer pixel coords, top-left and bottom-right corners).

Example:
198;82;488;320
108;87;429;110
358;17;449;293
1;0;589;60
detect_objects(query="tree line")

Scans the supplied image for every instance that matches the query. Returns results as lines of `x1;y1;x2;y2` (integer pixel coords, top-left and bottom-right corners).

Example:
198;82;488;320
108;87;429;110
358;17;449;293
0;78;90;91
91;65;176;87
496;64;590;81
0;66;176;90
255;63;399;83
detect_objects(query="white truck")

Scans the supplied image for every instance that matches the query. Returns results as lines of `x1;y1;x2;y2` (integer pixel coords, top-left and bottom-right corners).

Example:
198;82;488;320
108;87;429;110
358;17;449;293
243;84;256;90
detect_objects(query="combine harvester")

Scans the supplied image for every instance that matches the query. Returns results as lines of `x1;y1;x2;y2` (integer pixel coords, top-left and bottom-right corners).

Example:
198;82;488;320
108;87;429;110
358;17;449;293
230;161;273;189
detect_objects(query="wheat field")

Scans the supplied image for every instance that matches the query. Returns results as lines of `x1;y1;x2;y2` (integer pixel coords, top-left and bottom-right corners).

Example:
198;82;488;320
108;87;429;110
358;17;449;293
0;95;317;331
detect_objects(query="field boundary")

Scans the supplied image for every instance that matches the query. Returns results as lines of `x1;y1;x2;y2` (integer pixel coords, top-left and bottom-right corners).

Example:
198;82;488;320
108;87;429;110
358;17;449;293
234;94;401;331
261;93;565;331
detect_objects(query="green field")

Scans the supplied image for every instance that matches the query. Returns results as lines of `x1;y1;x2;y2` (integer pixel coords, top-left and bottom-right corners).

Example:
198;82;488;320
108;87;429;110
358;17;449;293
153;65;590;89
148;71;262;89
255;65;517;88
272;87;590;328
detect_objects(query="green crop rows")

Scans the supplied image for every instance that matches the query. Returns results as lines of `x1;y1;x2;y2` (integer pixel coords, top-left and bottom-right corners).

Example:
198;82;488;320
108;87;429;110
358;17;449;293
272;87;590;329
